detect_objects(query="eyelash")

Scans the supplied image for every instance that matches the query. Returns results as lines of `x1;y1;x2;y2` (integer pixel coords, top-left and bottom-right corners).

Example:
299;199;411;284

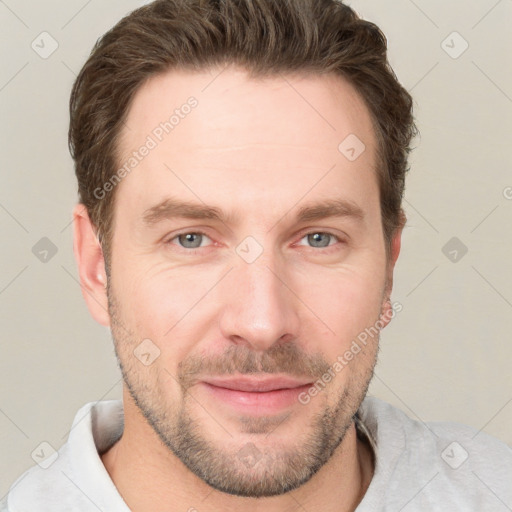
164;230;345;254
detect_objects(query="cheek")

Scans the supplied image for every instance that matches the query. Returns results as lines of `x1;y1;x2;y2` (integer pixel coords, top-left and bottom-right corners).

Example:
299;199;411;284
309;271;384;383
116;264;216;352
298;264;386;331
293;271;385;385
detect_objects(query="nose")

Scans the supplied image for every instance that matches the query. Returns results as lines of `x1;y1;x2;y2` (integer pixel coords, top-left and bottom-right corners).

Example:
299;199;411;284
218;248;301;352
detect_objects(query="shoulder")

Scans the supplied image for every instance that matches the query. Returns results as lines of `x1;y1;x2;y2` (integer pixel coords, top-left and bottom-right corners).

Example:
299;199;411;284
357;396;512;511
3;400;125;512
3;439;91;512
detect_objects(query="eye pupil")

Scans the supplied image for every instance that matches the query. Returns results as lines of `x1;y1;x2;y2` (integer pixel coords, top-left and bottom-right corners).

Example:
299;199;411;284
174;232;335;251
308;233;330;248
179;233;202;248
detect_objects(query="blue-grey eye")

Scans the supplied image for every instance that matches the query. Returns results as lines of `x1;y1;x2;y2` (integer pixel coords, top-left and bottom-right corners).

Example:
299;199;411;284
178;233;204;248
307;233;333;248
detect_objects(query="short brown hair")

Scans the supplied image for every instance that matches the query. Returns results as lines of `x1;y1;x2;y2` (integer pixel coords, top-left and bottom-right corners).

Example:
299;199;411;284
69;0;416;266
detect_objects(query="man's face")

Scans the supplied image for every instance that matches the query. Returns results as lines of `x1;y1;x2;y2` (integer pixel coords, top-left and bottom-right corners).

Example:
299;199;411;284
105;66;395;497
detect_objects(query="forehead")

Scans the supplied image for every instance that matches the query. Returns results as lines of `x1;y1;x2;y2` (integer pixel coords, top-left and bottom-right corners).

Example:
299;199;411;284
121;65;376;154
115;66;379;222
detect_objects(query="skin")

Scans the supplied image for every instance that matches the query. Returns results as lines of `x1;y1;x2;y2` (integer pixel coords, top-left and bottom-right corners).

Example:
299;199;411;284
73;65;403;512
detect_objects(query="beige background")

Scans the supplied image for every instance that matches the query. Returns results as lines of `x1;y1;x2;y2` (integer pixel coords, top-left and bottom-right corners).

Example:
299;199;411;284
1;0;511;496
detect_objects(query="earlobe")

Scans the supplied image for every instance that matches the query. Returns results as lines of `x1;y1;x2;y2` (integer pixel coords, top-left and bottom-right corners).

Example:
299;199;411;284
72;204;110;326
380;217;405;329
387;211;405;283
390;219;404;267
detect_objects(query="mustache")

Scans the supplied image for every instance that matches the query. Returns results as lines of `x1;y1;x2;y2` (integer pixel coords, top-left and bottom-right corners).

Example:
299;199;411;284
177;342;332;391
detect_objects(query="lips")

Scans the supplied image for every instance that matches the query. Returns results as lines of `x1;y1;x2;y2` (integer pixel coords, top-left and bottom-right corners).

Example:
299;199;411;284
198;375;314;414
201;376;313;392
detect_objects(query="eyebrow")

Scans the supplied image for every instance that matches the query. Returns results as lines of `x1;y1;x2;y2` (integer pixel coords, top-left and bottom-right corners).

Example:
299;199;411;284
142;197;365;227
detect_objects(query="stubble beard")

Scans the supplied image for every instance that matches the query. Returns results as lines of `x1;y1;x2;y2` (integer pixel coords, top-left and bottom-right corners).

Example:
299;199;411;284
107;287;379;498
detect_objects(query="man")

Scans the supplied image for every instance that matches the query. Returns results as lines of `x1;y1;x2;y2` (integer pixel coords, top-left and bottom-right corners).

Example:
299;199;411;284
2;0;511;510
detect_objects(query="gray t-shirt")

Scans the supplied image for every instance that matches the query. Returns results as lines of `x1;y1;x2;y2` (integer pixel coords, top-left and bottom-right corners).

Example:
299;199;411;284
2;396;511;511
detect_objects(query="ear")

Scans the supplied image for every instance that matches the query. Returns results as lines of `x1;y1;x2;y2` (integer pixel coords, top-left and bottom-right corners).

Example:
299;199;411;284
72;204;110;327
379;210;405;328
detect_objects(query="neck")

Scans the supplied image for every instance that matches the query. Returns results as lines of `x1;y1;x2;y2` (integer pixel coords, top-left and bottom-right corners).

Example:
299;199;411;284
101;392;374;512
